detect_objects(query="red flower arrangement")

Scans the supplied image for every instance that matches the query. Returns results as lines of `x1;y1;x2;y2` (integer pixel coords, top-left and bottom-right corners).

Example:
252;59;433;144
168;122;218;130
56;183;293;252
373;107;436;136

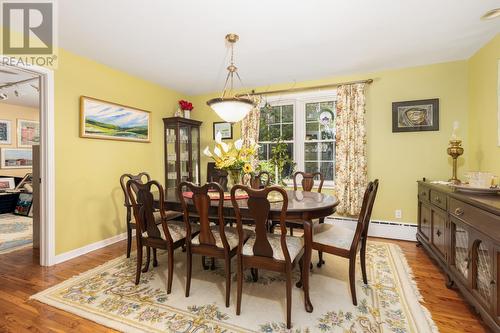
179;100;193;111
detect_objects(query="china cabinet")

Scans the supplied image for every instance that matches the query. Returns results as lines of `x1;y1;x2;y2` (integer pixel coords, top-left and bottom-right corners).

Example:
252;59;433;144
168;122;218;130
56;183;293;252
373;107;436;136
417;180;500;332
163;117;202;189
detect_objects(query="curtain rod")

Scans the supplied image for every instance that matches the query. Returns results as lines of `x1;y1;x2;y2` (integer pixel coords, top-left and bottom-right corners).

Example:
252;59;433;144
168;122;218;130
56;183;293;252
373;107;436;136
0;77;39;89
237;78;373;97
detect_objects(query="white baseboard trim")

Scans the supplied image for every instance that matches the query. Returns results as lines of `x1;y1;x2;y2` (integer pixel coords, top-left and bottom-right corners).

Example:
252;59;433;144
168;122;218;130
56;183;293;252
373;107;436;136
53;231;131;265
327;217;417;242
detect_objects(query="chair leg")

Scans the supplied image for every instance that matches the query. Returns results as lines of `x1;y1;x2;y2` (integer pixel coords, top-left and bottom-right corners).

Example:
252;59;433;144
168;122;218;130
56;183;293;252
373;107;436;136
286;270;292;329
236;256;243;315
202;256;209;270
142;246;151;273
348;257;357;306
290;227;294;236
296;256;304;288
317;218;326;267
185;247;192;297
153;248;158;267
224;256;231;307
251;268;258;282
361;238;368;284
126;225;132;258
167;247;174;294
135;243;142;285
210;257;216;270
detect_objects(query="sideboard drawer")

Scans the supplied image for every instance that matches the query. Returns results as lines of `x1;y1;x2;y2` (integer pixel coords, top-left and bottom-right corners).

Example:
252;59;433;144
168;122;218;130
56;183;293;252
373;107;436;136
418;184;430;202
449;197;500;229
430;189;447;210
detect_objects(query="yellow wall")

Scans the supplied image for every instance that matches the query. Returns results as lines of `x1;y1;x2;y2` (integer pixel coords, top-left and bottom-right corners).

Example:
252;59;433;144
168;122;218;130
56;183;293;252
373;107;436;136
54;49;186;254
0;103;38;177
468;34;500;175
191;61;470;224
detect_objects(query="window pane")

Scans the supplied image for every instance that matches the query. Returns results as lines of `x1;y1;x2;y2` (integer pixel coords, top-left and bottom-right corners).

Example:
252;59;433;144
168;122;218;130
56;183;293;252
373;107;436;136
282;123;293;140
306;102;319;121
321;142;335;160
259;123;269;141
269;125;280;141
258;144;268;160
282;143;294;178
306;122;319;140
304;142;318;160
320;162;335;181
282;105;293;122
319;103;335;140
305;161;319;174
268;106;281;124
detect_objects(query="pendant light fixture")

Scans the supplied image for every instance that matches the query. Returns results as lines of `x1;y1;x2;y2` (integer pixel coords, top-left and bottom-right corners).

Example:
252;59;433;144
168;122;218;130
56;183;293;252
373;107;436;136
207;33;254;123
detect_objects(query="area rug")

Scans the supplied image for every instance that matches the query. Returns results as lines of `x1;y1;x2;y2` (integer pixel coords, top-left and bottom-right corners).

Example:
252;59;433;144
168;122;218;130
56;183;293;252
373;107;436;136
31;241;438;332
0;213;32;254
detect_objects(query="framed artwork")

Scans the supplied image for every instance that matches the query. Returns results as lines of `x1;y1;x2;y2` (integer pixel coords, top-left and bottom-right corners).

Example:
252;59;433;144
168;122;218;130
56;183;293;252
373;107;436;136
0;177;15;189
0;120;11;144
14;192;33;216
80;96;151;142
213;122;233;139
1;148;33;169
497;59;500;146
17;119;40;147
392;99;439;132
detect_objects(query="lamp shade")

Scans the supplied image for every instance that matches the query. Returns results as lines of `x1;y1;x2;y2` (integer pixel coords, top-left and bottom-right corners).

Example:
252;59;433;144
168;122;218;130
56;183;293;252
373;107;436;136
207;97;254;123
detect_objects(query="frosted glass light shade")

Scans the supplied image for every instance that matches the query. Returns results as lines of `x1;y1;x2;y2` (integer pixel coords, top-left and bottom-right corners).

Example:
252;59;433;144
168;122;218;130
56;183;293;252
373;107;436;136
207;97;254;123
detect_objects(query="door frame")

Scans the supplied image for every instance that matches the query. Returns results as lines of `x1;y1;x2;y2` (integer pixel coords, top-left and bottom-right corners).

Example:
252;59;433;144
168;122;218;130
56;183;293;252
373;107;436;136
1;59;55;266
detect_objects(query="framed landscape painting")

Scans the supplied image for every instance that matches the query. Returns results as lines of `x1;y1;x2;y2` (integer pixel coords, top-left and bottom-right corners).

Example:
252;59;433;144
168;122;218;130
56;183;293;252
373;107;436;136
80;96;151;142
392;98;439;132
1;148;33;169
17;119;40;147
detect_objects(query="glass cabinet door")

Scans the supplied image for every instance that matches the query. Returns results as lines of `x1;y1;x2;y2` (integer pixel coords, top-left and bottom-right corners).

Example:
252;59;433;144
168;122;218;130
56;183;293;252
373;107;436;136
179;126;190;183
191;126;200;184
472;238;493;309
165;126;177;188
451;218;470;284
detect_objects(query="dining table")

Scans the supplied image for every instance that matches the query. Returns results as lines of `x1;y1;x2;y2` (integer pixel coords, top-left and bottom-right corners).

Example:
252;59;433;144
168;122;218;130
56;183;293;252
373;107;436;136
157;187;339;313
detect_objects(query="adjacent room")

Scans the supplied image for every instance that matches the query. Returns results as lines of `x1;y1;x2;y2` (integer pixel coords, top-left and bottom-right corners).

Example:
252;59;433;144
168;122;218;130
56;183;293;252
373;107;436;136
0;1;499;332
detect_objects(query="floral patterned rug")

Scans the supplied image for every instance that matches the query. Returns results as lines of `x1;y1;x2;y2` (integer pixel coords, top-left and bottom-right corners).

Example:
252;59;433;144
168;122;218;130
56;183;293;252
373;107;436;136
0;213;32;254
31;242;438;333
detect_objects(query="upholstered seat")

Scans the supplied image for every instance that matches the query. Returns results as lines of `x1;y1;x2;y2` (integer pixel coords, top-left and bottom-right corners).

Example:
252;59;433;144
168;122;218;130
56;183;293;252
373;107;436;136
313;223;356;250
143;221;199;243
132;210;182;225
243;233;303;261
191;226;248;250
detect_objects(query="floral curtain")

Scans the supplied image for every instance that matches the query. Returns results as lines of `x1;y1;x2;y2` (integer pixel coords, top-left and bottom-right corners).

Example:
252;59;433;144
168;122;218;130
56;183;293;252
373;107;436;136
241;96;261;164
334;83;368;216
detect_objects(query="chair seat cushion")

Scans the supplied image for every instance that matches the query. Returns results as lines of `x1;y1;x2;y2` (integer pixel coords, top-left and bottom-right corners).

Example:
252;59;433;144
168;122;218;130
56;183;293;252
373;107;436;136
132;210;183;225
143;221;199;243
191;226;245;250
313;223;356;250
243;233;303;261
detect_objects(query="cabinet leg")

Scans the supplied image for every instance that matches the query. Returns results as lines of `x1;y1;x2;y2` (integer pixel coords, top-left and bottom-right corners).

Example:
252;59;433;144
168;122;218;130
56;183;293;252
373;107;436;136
445;274;455;289
416;240;422;247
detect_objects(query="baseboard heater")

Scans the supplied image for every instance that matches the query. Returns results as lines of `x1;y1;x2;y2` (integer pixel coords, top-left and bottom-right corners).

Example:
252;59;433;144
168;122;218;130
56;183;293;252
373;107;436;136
326;217;417;242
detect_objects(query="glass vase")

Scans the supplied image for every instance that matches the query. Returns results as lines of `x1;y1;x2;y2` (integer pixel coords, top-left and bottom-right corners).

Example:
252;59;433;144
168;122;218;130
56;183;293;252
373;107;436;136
228;168;242;189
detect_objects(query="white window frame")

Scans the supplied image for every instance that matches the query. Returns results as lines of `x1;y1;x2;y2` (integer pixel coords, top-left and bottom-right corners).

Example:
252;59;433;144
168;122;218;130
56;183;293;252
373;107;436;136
258;89;337;188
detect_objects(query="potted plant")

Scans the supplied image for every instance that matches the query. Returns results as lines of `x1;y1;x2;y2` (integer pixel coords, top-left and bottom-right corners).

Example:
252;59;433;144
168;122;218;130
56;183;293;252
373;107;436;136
178;100;194;119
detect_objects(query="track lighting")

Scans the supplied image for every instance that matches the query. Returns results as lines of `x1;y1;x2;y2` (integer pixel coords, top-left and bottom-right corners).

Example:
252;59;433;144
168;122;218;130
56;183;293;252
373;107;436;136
0;93;8;100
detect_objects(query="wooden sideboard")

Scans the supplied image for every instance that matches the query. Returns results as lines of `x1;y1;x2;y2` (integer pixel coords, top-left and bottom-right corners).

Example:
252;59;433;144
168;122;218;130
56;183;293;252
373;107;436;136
417;180;500;332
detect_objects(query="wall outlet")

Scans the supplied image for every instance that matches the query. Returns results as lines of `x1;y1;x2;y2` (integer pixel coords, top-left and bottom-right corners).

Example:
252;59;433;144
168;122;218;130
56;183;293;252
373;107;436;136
395;209;402;219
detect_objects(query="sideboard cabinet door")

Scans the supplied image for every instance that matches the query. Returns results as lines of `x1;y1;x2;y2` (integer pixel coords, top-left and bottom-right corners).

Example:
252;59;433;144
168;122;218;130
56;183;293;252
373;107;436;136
450;217;471;287
431;207;447;262
418;202;431;241
470;234;494;312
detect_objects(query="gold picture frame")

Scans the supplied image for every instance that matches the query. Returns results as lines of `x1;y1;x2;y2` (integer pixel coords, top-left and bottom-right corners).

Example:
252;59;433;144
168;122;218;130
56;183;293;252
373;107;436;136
79;96;151;143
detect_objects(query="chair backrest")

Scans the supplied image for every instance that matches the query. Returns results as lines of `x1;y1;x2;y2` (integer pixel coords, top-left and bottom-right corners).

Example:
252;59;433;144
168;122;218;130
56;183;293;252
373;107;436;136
242;171;271;189
207;162;228;191
120;172;151;208
349;179;379;252
292;171;324;193
231;185;291;262
126;179;173;242
178;181;229;249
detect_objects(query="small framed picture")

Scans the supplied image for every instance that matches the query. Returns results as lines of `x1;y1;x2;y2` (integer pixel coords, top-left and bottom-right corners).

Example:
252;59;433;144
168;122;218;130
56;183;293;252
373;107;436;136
392;99;439;132
213;122;233;140
0;177;15;190
17;119;40;147
1;148;33;169
14;192;33;216
0;120;12;144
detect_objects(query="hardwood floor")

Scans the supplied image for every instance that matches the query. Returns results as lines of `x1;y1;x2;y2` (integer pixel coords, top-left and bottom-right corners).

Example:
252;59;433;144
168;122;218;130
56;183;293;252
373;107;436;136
0;238;492;333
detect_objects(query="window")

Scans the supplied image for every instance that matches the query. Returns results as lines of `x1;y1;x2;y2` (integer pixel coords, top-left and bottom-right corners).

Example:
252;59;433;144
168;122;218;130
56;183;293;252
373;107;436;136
258;91;336;186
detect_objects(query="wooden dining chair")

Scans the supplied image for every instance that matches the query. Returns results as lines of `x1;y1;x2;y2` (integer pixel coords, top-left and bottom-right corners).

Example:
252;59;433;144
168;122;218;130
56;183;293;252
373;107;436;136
127;179;199;293
207;162;228;191
242;171;271;189
311;179;379;305
178;181;251;307
231;185;304;329
120;172;182;258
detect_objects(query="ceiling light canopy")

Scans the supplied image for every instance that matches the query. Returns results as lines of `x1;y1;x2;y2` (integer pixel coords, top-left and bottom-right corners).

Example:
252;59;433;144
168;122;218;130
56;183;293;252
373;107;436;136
207;33;254;124
481;8;500;20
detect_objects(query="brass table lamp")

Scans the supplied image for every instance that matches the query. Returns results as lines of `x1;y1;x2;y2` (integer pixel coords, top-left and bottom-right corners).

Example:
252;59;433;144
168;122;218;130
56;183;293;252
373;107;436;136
447;139;464;184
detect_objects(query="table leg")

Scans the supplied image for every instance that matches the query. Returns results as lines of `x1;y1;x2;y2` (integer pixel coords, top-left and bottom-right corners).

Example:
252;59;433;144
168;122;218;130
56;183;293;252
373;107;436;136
302;219;313;313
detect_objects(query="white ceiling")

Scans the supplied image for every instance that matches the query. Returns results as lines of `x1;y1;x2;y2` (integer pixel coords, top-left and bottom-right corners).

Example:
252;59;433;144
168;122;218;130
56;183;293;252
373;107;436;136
59;0;500;95
0;68;39;108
